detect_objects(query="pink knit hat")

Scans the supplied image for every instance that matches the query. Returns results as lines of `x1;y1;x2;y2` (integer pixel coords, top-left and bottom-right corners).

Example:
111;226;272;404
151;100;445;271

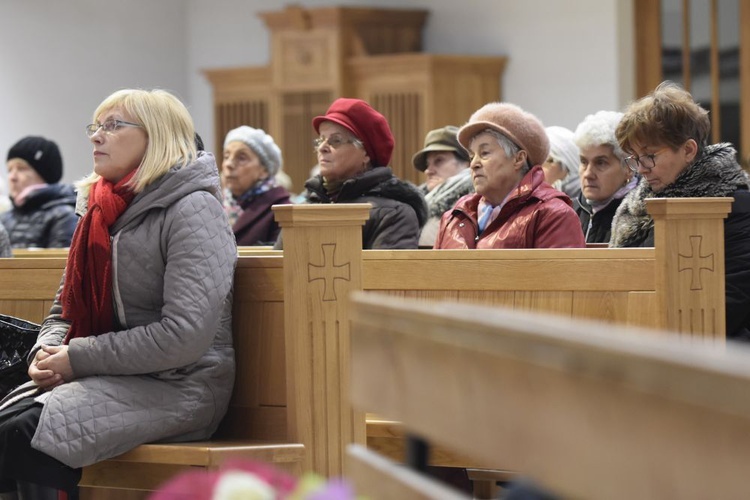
457;102;549;167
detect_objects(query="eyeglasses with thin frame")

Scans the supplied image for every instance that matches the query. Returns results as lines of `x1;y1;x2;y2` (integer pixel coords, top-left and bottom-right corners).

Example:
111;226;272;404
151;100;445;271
312;134;362;152
85;119;142;138
623;147;670;173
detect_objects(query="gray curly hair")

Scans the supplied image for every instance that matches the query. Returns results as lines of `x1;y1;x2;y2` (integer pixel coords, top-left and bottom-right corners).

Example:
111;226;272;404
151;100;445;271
573;110;626;162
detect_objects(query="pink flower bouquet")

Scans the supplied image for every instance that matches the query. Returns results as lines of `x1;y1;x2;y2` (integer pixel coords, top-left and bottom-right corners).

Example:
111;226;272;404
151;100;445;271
149;459;357;500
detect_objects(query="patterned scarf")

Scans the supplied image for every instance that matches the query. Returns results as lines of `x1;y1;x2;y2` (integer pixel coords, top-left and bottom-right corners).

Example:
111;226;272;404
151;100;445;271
61;171;137;344
223;177;277;227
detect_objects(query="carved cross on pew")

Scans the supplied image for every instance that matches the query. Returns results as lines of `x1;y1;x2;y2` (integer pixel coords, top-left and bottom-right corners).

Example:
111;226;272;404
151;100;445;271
308;243;351;301
678;235;714;290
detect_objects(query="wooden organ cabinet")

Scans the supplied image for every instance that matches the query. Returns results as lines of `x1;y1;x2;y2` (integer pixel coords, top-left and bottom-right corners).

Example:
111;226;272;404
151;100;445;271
204;5;507;192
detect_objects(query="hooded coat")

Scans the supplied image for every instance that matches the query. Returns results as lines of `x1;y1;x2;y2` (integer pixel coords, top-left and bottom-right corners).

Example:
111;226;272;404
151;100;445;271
435;165;585;249
25;152;237;468
610;143;750;339
304;167;428;249
0;183;78;248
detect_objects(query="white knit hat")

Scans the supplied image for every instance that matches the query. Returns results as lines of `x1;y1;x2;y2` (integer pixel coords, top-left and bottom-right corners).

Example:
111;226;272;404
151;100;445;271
224;126;282;176
545;126;580;177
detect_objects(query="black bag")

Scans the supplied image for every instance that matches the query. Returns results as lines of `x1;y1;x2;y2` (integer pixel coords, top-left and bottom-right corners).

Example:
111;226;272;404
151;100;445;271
0;314;40;398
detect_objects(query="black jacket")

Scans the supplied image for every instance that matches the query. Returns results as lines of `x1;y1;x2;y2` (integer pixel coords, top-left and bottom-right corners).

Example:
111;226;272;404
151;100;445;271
0;183;78;248
610;143;750;339
576;195;624;244
305;167;428;249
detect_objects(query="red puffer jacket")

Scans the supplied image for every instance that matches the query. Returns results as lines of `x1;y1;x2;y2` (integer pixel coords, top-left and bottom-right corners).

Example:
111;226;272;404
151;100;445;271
435;165;585;249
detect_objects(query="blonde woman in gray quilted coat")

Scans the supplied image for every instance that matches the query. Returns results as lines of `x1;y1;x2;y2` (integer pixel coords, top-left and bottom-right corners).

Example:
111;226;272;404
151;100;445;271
0;89;237;500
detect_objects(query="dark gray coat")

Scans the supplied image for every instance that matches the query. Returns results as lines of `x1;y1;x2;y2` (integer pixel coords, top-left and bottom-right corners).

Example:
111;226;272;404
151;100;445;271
0;184;78;248
29;152;237;468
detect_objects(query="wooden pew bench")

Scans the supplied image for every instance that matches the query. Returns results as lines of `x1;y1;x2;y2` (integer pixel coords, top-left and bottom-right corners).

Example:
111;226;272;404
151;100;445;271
347;293;750;499
0;197;735;492
12;246;277;258
0;257;303;500
80;441;303;497
12;248;71;258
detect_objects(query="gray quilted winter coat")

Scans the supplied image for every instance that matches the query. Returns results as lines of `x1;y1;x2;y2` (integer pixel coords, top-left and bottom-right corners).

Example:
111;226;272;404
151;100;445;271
29;152;237;468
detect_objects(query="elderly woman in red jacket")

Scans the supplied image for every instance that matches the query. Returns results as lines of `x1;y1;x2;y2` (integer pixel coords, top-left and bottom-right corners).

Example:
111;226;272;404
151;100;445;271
435;102;585;249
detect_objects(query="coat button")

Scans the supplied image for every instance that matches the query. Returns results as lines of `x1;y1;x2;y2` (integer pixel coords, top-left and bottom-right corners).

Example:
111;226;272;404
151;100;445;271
459;223;464;227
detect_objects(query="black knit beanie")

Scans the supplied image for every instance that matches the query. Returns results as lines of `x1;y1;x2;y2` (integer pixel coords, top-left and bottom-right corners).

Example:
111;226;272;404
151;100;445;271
6;136;63;184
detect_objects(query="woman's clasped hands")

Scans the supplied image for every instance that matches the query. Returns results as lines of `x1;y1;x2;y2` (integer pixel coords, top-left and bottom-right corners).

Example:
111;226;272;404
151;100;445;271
28;344;73;390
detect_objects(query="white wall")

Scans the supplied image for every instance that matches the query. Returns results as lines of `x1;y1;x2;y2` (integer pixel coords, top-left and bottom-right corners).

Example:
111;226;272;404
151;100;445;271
0;0;188;185
189;0;635;153
1;0;634;186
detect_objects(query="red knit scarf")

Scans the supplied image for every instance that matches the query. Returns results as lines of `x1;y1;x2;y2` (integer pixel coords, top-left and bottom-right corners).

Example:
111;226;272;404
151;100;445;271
61;172;137;344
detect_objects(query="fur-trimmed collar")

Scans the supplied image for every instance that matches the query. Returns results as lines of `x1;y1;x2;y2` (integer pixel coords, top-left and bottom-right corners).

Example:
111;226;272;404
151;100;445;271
423;169;474;219
610;143;750;247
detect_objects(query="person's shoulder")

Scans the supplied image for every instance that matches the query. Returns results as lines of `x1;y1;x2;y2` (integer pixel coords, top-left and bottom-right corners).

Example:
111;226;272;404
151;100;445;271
263;185;292;204
726;188;750;233
532;182;575;206
369;175;428;227
535;193;580;221
732;187;750;207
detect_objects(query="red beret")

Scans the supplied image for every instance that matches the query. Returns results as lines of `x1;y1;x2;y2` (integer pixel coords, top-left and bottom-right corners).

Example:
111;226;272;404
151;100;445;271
313;98;395;167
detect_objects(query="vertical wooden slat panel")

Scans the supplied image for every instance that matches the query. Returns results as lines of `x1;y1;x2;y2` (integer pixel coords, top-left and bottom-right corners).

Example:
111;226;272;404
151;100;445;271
741;0;750;161
369;92;422;184
710;0;721;144
281;91;331;192
682;0;692;90
635;0;663;96
213;99;270;174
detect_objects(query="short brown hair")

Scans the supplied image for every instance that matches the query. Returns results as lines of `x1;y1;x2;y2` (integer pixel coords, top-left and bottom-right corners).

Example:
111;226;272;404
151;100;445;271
616;81;710;157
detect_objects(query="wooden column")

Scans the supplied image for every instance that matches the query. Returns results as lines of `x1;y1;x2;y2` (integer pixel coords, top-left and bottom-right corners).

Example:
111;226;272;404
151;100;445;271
647;197;732;339
273;203;371;476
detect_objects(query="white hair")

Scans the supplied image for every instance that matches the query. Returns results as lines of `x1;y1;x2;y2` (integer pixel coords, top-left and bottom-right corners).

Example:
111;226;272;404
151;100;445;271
573;110;626;161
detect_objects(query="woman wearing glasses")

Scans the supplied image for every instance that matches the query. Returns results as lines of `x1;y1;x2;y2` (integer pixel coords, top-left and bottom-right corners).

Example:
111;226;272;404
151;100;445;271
221;125;291;245
610;81;750;339
573;110;636;244
0;89;237;499
301;97;427;249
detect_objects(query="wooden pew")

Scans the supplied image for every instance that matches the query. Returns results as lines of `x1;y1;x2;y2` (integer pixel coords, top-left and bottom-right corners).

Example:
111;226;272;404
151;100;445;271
0;197;733;492
12;246;277;258
347;292;750;499
12;248;70;258
0;256;303;500
265;198;731;480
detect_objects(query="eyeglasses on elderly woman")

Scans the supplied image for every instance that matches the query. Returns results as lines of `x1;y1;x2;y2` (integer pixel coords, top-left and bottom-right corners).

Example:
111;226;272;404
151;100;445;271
623;147;670;173
86;119;142;138
312;134;363;152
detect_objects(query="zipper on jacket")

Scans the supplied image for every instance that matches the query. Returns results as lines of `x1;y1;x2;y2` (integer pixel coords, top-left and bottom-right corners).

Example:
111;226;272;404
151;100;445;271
111;232;128;328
